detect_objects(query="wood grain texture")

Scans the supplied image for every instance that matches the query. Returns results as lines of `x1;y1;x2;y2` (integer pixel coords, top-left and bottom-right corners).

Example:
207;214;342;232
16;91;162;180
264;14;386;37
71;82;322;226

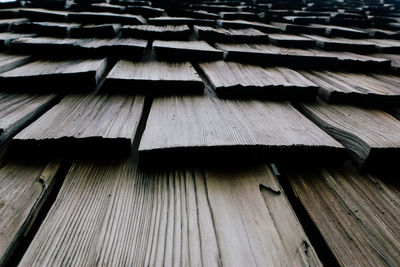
68;12;146;25
310;24;369;38
121;25;191;40
13;93;145;157
300;100;400;168
285;165;400;267
139;92;345;164
216;43;390;69
18;159;322;267
10;36;85;54
0;92;58;144
0;159;62;265
299;70;400;105
148;16;215;26
195;25;268;43
153;40;224;61
78;38;147;57
0;58;108;91
270;22;326;35
103;60;204;94
199;61;318;99
0;53;32;74
267;33;316;48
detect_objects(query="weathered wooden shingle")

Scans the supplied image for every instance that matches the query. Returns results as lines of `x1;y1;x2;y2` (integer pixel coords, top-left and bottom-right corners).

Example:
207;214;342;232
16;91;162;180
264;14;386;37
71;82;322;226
0;159;63;266
148;16;215;26
0;53;32;73
70;24;121;38
300;100;400;168
10;37;84;54
77;38;147;57
68;12;146;25
103;60;203;94
121;25;191;40
13;94;145;157
18;159;322;266
0;32;36;48
195;25;268;43
303;35;377;52
267;33;316;48
218;19;281;33
300;70;400;105
199;61;318;99
285;165;400;266
139;92;345;164
153;40;224;61
0;58;108;91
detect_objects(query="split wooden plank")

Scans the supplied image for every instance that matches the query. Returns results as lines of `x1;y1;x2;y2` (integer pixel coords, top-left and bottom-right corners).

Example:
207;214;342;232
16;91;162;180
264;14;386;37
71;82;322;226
218;19;281;33
153;40;224;61
285;165;400;266
70;24;121;38
148;16;215;27
68;12;146;25
0;58;108;91
0;32;36;48
267;33;316;48
303;35;377;53
139;92;345;164
216;43;390;69
299;100;400;168
0;53;32;74
299;70;400;105
0;159;63;266
0;92;58;144
121;25;191;40
199;61;318;99
13;94;145;157
195;25;268;43
18;159;322;266
77;38;147;58
102;60;203;94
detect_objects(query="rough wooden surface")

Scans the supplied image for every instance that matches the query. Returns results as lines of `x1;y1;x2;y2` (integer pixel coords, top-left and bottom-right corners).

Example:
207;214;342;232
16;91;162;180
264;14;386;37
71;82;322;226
10;36;84;54
303;34;377;52
271;22;326;35
153;40;224;61
299;70;400;105
18;159;322;266
148;16;215;26
285;165;400;267
310;24;369;38
11;21;80;37
0;159;62;265
78;38;147;57
199;61;318;99
0;58;108;91
103;60;204;94
0;32;36;48
216;43;390;69
195;25;268;43
121;25;191;40
267;33;316;48
68;12;146;25
139;91;345;164
218;19;281;33
0;53;32;74
13;94;145;157
70;24;121;38
300;100;400;168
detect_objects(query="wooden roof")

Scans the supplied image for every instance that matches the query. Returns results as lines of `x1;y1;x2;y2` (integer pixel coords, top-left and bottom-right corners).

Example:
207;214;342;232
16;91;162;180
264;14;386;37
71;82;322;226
0;0;399;266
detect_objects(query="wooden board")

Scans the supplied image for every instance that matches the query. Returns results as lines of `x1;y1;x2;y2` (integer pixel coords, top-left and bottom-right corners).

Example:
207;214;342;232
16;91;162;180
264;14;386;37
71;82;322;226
216;43;390;69
299;100;400;168
299;70;400;105
267;33;316;48
0;32;36;48
303;35;377;53
124;6;164;17
0;58;108;91
102;60;203;94
148;16;215;26
139;92;345;164
18;159;322;266
218;19;281;33
310;24;369;38
0;159;63;265
369;53;400;72
13;94;145;157
121;25;191;40
0;18;29;32
199;61;318;99
77;38;147;57
0;53;32;74
70;24;121;38
10;37;85;55
270;22;326;35
195;25;268;43
153;40;224;61
285;165;400;266
366;39;400;53
19;8;68;22
11;21;81;37
0;92;58;144
68;12;146;25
